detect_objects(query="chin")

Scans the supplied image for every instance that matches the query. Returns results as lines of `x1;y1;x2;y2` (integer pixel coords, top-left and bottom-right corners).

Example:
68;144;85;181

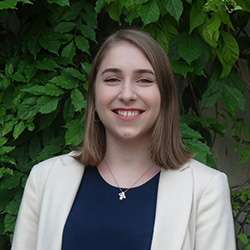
118;130;150;142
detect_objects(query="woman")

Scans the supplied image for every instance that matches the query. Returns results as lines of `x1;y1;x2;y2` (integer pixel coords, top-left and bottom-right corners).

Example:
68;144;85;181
11;29;236;250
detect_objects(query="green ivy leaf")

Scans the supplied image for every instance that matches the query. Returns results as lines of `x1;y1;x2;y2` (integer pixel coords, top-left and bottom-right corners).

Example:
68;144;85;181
43;84;64;97
36;143;62;162
21;85;45;95
139;0;160;25
3;214;16;234
201;14;221;48
65;119;84;146
54;22;75;33
204;0;224;12
22;63;37;82
64;68;86;81
37;96;59;114
95;0;105;13
78;24;96;42
71;89;86;112
189;0;206;33
12;71;26;82
201;75;223;108
13;121;25;139
59;1;82;21
0;75;11;90
238;233;249;245
144;17;178;53
0;137;8;147
47;0;70;7
82;2;97;28
237;0;250;12
0;168;13;178
2;120;17;136
0;106;6;117
81;62;92;76
61;41;76;62
63;98;75;122
39;33;62;55
17;97;39;120
26;35;41;58
184;139;212;165
75;36;90;54
236;144;250;164
107;1;123;21
181;123;203;141
4;196;20;215
164;0;183;22
176;34;203;64
20;0;33;3
26;122;35;132
125;9;140;25
49;75;76;90
216;32;239;78
171;60;193;77
122;0;148;8
36;58;59;71
0;172;23;190
5;63;14;77
222;85;245;115
154;30;169;52
0;0;17;10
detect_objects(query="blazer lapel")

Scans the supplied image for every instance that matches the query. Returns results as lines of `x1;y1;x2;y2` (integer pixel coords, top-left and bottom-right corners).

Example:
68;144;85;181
40;154;193;250
151;162;193;250
38;155;85;250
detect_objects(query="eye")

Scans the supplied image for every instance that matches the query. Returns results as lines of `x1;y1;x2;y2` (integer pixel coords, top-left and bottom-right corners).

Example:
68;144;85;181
139;79;153;83
103;78;120;86
137;79;154;86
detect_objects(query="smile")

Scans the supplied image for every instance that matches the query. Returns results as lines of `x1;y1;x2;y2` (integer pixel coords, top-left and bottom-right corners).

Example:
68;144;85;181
112;109;145;121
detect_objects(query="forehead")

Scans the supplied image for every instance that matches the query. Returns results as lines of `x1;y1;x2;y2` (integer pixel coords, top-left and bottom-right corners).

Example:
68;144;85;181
98;41;154;73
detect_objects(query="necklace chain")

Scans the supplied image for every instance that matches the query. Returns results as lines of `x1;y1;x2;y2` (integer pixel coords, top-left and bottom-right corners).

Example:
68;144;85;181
104;159;155;200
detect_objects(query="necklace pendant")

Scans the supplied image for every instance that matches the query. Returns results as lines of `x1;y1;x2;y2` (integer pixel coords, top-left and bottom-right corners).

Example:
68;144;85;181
119;191;126;200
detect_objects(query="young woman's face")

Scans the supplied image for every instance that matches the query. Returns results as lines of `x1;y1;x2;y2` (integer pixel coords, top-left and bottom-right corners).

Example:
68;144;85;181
95;41;161;142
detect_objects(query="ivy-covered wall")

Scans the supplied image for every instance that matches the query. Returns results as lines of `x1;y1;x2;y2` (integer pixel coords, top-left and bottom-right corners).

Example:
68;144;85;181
0;0;249;249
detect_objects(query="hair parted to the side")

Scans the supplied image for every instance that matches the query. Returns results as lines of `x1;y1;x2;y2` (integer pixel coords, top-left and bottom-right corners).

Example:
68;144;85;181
75;28;192;170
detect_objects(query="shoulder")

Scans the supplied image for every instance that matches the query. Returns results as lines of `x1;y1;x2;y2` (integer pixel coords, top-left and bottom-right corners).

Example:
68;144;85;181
187;158;227;179
31;151;78;173
28;151;84;190
185;159;230;199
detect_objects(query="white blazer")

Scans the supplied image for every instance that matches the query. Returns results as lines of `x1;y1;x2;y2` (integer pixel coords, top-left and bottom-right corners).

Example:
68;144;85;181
11;152;236;250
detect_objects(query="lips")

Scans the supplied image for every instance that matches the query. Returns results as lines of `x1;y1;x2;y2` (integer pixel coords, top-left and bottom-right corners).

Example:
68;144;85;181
112;108;145;114
111;108;145;120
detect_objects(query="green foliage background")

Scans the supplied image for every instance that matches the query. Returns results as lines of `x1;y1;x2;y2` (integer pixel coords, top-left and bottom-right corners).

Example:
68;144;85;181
0;0;249;249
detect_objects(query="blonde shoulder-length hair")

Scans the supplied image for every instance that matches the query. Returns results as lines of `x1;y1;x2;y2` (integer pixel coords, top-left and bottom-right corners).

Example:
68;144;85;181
75;29;192;170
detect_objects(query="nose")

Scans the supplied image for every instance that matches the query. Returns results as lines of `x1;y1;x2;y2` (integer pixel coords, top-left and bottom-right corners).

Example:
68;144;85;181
118;80;137;103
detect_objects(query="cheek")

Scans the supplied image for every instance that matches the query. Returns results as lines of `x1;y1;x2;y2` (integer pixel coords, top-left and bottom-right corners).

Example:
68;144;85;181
149;88;161;110
95;85;107;107
94;86;116;113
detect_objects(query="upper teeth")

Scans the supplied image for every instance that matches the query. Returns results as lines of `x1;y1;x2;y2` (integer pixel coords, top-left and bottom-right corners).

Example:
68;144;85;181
117;110;140;117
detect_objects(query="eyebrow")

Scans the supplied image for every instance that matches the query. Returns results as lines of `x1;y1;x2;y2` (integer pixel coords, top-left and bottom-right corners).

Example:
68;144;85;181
101;67;155;76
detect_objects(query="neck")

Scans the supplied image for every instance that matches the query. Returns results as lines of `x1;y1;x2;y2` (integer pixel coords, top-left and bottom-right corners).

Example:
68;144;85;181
97;132;160;187
105;133;154;171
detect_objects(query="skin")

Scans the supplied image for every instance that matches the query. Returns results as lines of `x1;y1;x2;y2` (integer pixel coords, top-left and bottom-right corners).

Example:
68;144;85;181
95;41;161;188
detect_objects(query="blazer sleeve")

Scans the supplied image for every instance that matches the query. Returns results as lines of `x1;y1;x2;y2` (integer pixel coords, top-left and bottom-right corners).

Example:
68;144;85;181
195;173;236;250
11;167;40;250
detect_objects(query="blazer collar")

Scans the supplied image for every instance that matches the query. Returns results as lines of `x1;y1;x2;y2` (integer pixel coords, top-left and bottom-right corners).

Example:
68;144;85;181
151;161;193;250
46;155;192;250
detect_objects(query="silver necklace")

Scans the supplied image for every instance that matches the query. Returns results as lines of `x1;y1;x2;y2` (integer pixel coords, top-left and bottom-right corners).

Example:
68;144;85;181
104;159;155;201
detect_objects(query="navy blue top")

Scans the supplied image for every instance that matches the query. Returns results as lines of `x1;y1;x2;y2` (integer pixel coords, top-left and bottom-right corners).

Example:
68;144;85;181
62;165;160;250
